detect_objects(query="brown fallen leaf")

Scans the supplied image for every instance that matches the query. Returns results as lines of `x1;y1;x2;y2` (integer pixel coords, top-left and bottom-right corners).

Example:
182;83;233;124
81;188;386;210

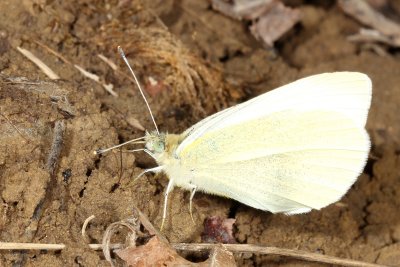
207;244;236;267
105;207;236;266
116;236;194;267
116;237;236;267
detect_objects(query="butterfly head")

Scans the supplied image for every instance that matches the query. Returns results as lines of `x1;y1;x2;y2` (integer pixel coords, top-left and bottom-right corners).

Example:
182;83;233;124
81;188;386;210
145;131;166;155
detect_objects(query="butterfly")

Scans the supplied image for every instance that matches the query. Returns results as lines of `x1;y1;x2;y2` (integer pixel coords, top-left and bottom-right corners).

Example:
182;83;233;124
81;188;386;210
97;48;371;229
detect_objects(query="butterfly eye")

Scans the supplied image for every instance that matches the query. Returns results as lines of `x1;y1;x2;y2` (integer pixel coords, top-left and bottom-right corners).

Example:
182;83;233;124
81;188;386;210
154;141;165;153
148;140;164;153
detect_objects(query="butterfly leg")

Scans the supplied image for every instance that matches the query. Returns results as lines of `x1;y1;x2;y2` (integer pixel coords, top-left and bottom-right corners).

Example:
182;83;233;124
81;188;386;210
160;179;174;231
135;166;164;180
189;185;197;224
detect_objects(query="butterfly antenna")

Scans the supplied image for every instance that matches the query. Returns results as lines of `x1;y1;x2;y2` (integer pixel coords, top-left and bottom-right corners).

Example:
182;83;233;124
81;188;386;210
94;136;146;155
118;46;159;134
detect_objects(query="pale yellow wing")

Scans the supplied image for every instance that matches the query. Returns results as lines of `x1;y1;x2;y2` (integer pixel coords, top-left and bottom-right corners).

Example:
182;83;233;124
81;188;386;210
177;72;371;155
174;110;370;213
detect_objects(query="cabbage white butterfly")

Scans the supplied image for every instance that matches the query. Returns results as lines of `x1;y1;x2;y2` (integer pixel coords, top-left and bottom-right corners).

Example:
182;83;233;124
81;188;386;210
97;48;371;229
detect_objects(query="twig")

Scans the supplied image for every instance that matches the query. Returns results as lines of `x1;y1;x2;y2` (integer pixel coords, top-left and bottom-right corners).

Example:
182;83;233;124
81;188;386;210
33;40;71;64
73;64;118;97
0;242;65;250
172;243;387;267
89;243;124;250
0;81;41;85
73;64;101;82
0;242;125;250
0;241;387;267
32;40;117;96
46;120;65;175
16;47;60;80
102;83;117;97
98;54;118;70
0;241;388;267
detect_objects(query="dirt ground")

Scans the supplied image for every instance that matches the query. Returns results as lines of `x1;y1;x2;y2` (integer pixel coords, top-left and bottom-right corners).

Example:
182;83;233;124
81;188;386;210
1;0;400;266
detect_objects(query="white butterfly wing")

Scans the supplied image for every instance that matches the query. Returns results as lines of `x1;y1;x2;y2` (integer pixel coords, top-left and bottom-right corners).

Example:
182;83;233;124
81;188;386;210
170;72;371;214
173;111;370;213
177;72;371;155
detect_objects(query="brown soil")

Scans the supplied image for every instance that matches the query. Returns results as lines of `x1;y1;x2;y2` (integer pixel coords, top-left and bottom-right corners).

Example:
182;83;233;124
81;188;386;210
1;1;400;266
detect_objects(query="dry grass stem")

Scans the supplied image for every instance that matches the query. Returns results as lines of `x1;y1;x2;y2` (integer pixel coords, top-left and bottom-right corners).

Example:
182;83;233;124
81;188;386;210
81;215;96;238
0;241;386;267
98;54;118;70
0;242;65;250
32;40;118;96
172;243;387;267
16;47;60;80
34;40;71;64
74;64;118;97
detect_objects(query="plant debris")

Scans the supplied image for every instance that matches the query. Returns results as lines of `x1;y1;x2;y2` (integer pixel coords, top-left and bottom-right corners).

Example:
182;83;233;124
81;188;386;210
16;47;60;80
212;0;301;47
116;236;195;267
338;0;400;47
201;216;236;244
250;1;301;47
104;208;237;266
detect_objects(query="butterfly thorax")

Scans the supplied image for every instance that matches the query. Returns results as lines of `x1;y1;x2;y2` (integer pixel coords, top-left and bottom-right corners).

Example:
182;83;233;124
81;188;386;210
145;131;197;192
145;131;183;165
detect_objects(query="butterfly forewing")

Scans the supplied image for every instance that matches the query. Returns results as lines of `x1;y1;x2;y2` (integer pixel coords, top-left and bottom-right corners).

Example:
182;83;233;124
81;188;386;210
171;110;369;213
176;72;371;155
167;72;371;214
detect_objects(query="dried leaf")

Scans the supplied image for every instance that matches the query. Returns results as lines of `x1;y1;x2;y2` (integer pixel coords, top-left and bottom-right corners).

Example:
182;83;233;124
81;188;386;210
207;245;236;267
116;236;195;267
108;209;237;266
339;0;400;46
339;0;400;36
212;1;300;47
250;2;301;47
117;237;237;267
